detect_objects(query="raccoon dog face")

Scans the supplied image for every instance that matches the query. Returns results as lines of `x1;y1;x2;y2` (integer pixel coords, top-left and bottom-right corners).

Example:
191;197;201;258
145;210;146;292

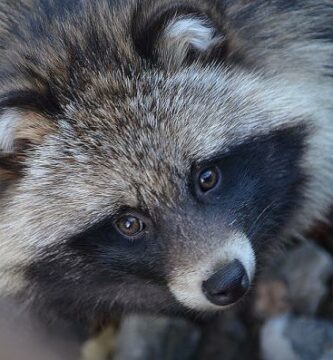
0;0;328;320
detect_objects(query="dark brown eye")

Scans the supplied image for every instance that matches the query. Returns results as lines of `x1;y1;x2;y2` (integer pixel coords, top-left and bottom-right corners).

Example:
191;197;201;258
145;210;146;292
115;215;145;237
198;167;220;192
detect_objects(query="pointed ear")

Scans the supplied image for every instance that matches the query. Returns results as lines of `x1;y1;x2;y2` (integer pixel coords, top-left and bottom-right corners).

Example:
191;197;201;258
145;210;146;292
133;4;225;67
0;108;55;180
0;109;54;153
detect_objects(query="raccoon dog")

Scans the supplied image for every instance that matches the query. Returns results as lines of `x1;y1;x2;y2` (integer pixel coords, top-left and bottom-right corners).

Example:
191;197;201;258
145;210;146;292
0;0;332;321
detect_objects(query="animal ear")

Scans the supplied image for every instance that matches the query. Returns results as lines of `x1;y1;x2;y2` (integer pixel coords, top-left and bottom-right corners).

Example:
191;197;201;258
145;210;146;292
133;4;225;67
0;109;54;153
157;16;223;66
0;109;55;180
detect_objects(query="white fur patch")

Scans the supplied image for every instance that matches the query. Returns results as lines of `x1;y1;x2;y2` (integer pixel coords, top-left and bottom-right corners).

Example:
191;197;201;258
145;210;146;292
164;17;218;52
168;232;256;311
159;16;221;66
0;110;21;152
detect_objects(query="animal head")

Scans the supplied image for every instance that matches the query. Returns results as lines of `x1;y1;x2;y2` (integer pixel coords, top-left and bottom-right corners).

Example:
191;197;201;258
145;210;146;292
0;0;324;320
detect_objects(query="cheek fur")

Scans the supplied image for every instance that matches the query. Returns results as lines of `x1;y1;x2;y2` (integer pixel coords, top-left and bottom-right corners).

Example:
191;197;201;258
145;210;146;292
22;243;185;320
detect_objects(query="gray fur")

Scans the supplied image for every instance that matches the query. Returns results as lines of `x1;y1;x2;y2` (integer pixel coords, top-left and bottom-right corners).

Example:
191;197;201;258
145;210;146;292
0;0;331;318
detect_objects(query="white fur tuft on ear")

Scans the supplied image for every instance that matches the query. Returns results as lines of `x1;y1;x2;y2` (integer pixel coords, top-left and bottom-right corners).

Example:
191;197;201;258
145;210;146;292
0;109;54;154
165;17;217;51
0;110;20;153
159;16;222;66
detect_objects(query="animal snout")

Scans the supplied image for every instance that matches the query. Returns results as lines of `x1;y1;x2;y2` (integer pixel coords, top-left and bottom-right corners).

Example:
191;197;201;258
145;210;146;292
202;260;249;306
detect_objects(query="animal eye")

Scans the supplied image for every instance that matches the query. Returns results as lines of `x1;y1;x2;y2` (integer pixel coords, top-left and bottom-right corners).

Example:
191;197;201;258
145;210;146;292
115;215;145;237
198;166;220;192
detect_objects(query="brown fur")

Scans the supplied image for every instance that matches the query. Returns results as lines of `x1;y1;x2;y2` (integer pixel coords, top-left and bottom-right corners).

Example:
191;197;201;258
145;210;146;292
0;0;331;318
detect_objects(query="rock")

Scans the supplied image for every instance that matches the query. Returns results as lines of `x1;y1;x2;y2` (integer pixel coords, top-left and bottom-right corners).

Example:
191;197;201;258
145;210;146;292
81;325;117;360
279;242;333;315
261;315;333;360
254;242;333;319
254;278;291;319
320;349;333;360
261;315;300;360
114;315;201;360
196;311;257;360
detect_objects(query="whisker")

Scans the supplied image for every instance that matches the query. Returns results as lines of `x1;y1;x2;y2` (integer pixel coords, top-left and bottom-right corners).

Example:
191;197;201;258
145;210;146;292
247;200;277;237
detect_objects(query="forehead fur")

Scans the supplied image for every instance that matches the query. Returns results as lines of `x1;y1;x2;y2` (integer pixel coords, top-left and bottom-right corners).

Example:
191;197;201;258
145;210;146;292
56;67;304;205
0;0;330;265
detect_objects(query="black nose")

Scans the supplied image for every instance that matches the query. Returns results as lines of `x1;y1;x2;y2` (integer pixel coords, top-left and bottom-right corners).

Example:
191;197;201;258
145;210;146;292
202;260;249;307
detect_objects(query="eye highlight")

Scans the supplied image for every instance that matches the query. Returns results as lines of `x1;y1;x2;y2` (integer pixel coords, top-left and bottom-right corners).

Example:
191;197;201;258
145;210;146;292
115;215;145;237
198;166;220;192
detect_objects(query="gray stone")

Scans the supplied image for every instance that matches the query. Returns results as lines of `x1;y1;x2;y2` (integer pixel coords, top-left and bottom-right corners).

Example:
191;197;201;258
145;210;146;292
114;315;201;360
261;315;333;360
279;242;333;314
320;349;333;360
